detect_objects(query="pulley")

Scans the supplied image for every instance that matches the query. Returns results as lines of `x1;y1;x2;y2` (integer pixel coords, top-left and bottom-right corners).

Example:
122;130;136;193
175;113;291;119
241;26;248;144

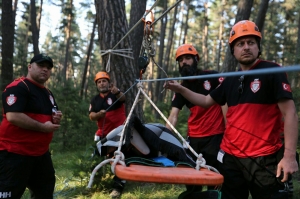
138;53;149;74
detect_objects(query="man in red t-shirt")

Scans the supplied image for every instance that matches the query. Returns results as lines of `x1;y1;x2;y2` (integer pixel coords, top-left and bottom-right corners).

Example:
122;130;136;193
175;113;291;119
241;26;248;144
165;21;298;199
0;54;62;198
89;71;126;198
166;44;225;192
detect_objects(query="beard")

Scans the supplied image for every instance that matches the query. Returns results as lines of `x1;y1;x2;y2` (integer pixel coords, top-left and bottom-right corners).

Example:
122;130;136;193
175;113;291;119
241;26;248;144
98;86;110;93
179;62;197;77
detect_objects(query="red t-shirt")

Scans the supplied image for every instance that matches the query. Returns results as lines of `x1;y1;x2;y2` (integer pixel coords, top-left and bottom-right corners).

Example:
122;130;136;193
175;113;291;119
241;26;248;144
89;92;126;137
0;77;56;156
210;60;292;157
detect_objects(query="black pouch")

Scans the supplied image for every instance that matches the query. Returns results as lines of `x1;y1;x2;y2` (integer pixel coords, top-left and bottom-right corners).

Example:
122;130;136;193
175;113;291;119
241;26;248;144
270;188;289;199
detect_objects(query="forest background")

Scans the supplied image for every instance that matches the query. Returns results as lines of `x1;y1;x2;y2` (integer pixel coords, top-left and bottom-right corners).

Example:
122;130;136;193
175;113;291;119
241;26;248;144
1;0;300;198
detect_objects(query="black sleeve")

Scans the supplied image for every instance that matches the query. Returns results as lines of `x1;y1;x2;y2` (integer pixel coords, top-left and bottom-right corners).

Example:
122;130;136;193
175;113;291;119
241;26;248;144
2;83;29;113
171;92;186;110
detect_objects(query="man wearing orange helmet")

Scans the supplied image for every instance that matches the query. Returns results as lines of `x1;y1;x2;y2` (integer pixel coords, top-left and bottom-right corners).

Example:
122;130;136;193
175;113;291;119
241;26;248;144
164;20;298;199
166;44;225;193
89;71;126;198
89;71;126;139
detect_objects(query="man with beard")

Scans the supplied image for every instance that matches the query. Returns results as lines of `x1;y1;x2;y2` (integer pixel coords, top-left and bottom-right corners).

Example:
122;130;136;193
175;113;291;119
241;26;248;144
164;21;298;199
89;71;126;198
166;44;225;194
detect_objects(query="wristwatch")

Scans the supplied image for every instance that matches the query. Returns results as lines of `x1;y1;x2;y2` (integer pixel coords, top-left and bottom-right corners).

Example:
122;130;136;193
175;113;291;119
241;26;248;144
115;89;121;95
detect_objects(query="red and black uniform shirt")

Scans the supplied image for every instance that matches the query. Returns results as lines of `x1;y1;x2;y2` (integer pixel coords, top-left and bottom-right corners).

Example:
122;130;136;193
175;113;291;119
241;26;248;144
89;92;126;137
0;77;57;156
171;70;225;138
210;60;293;157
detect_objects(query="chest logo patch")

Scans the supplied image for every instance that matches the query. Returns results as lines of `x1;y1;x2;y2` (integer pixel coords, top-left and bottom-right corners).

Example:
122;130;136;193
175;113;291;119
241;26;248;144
49;95;54;105
203;80;211;90
218;77;224;83
250;79;261;93
7;94;17;106
107;98;112;105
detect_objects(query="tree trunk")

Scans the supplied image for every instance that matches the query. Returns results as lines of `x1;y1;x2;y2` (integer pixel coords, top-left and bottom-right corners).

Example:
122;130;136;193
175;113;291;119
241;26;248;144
129;0;147;77
37;0;43;31
95;0;144;119
162;5;178;109
81;17;97;98
154;1;168;108
222;0;254;72
202;1;208;69
255;0;269;32
182;0;190;44
30;0;40;55
1;0;16;91
217;0;225;71
63;0;73;81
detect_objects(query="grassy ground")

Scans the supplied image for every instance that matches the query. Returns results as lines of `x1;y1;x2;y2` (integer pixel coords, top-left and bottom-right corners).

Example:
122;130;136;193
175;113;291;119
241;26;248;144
21;144;300;199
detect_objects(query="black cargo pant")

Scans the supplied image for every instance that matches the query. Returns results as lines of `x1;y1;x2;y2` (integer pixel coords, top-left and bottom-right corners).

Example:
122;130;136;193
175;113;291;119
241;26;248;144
186;133;224;192
0;150;55;199
218;146;291;199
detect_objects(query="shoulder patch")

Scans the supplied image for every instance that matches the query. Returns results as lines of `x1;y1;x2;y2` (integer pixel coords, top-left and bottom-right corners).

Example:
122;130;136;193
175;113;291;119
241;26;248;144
282;83;291;92
6;94;17;106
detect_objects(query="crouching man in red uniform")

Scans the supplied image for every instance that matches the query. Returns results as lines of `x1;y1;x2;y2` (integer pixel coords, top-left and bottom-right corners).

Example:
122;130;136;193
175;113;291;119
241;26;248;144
0;54;62;199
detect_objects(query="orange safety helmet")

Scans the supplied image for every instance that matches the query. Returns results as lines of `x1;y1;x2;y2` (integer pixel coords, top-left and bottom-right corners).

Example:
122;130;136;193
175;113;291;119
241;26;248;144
94;71;110;83
175;44;200;61
229;20;262;45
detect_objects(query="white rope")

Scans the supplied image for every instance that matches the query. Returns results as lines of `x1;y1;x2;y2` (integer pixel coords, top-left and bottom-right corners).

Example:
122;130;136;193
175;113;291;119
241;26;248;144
101;0;183;74
87;158;126;188
139;86;219;173
87;82;220;188
111;84;142;171
111;0;161;50
100;49;134;72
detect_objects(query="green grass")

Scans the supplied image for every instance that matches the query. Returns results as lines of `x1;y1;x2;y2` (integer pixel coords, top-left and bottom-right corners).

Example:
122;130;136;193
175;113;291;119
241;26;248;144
21;144;300;198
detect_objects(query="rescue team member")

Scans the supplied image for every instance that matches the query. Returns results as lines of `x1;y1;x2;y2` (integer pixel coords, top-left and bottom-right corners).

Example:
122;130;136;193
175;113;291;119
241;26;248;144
89;71;126;198
0;54;62;199
166;44;225;192
164;20;298;199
